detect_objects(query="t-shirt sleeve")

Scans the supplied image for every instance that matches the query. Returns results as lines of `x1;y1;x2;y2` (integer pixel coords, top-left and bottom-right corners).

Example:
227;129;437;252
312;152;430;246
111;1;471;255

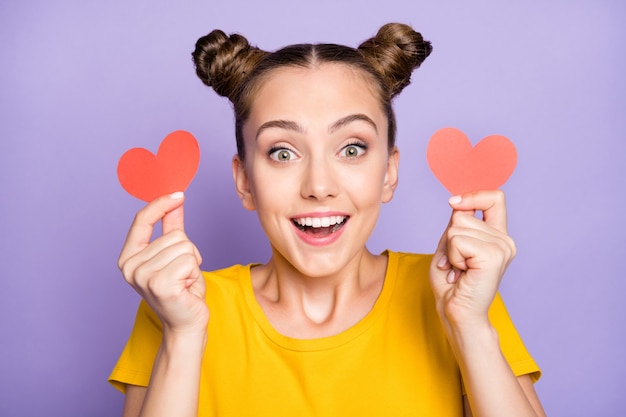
108;300;163;393
489;293;541;382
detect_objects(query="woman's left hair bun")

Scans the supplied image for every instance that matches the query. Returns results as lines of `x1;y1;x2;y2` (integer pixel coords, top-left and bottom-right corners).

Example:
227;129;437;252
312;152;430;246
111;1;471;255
358;23;432;98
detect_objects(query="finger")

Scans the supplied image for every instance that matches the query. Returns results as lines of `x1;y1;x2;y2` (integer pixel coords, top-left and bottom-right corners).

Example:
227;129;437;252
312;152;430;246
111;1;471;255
162;199;185;235
136;253;201;299
431;250;460;286
131;238;201;282
447;229;516;275
433;225;451;267
447;211;504;240
439;225;507;285
433;209;474;273
432;227;468;286
435;208;485;270
150;238;202;271
119;192;186;266
446;234;479;271
447;190;508;233
121;230;187;285
444;234;498;286
185;266;205;291
130;229;193;263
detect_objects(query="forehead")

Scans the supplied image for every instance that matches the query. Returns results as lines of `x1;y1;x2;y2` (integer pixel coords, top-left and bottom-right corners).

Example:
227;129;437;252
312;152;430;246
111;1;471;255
246;63;385;127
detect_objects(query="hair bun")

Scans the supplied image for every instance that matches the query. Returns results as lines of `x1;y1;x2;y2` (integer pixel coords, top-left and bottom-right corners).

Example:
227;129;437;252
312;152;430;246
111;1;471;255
358;23;432;98
192;30;267;101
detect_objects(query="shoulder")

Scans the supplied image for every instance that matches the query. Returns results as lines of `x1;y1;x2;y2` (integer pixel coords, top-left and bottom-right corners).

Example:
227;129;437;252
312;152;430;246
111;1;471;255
384;251;434;303
202;263;252;281
201;263;256;307
387;250;433;275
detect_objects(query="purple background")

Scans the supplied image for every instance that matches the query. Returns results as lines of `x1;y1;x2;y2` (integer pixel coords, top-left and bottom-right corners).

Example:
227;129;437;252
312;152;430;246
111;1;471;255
1;1;624;415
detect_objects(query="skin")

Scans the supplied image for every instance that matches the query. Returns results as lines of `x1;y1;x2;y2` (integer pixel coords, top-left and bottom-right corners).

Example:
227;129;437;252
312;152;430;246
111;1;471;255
232;64;398;336
118;64;546;417
118;193;207;417
432;192;546;417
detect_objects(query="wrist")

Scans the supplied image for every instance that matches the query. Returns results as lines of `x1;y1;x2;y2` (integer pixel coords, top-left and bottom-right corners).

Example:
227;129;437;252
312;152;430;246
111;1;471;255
438;297;491;330
444;319;501;368
141;326;206;417
162;328;208;355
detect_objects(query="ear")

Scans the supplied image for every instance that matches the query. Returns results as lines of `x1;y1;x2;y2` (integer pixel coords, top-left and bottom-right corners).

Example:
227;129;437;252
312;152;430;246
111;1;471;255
232;155;256;211
382;147;399;203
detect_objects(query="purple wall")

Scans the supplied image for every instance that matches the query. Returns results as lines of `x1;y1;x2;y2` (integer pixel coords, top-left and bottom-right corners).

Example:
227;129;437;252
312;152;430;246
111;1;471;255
1;1;624;415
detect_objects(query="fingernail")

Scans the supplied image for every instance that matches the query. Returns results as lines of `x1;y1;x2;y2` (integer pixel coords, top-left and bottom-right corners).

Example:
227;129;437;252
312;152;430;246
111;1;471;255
448;195;462;205
437;255;448;268
170;191;184;199
446;270;456;284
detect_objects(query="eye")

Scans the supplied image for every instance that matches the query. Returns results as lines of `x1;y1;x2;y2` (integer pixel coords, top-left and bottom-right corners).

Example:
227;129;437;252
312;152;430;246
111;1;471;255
341;143;367;158
269;147;296;162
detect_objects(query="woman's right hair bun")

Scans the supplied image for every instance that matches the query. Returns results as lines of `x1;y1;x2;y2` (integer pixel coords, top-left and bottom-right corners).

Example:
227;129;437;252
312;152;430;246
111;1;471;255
192;30;267;102
358;23;432;98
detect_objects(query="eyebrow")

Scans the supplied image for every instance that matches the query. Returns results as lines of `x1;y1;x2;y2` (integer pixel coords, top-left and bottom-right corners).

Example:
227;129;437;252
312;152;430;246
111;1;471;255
255;113;378;140
255;120;304;140
328;114;378;134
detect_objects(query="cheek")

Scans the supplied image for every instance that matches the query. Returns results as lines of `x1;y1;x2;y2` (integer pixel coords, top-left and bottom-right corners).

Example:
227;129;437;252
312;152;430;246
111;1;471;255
247;164;296;205
346;164;388;203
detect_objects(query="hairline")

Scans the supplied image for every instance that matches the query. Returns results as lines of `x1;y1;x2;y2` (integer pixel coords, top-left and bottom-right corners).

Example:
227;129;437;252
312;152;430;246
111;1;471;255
234;46;397;160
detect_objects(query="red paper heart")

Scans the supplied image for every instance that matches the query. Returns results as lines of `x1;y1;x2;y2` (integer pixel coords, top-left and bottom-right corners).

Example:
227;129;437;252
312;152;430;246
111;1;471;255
117;130;200;202
426;127;517;195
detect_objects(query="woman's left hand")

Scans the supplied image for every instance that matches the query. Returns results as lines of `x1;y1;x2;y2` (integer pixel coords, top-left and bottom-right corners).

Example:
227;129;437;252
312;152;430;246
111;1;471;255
430;190;517;328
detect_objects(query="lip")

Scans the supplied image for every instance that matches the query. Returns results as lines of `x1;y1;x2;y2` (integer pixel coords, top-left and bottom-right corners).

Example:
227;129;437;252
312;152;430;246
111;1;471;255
290;211;349;247
292;211;348;218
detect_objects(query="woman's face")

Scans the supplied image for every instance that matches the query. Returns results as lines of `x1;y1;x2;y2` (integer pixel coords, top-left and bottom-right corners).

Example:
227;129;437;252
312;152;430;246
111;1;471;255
234;63;399;277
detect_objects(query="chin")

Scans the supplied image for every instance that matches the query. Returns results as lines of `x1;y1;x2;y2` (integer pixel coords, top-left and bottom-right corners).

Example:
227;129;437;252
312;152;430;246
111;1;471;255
275;246;364;279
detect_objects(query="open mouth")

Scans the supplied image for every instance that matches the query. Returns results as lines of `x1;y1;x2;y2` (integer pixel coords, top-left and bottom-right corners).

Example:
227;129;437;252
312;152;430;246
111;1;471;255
292;216;348;235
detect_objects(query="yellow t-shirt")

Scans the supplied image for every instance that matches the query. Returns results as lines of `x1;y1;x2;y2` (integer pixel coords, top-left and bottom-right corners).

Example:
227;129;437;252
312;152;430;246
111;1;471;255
109;251;540;416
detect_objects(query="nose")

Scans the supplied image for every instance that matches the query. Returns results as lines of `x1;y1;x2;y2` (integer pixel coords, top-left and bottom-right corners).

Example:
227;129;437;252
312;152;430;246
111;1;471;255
300;156;339;200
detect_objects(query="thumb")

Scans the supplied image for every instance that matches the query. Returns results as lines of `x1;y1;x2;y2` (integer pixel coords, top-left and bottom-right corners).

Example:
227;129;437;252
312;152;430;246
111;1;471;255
162;191;185;235
118;191;187;268
161;192;203;266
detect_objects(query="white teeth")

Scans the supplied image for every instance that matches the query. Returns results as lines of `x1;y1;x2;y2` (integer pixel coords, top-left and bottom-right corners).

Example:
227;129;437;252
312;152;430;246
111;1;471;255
295;216;346;228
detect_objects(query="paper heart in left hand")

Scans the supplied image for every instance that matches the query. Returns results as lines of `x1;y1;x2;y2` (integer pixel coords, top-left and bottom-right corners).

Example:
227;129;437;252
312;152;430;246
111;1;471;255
117;130;200;202
426;127;517;195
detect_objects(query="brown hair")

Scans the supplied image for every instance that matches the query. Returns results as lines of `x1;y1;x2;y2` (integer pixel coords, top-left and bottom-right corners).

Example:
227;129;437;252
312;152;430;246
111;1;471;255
192;23;432;160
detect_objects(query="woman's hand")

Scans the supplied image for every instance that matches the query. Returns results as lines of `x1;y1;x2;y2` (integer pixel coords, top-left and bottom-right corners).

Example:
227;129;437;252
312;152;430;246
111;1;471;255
118;192;209;335
430;190;516;329
430;193;546;416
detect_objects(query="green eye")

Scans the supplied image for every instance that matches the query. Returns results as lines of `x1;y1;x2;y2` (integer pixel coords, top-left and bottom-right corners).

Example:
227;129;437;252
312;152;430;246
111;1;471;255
269;148;294;162
343;145;364;158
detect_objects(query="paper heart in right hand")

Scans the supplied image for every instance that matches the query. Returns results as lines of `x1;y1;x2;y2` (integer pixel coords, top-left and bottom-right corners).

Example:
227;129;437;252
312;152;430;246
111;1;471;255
426;127;517;195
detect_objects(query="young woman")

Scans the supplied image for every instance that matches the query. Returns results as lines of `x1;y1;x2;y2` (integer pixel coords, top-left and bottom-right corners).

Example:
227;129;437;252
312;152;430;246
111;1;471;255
110;23;545;417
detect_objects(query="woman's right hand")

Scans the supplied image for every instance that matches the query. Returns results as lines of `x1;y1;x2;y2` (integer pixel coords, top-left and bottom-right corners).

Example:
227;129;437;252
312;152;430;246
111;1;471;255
117;192;209;335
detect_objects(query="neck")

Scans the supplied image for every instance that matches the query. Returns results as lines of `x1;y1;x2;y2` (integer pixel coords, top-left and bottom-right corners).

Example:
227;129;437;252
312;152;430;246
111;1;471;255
251;248;387;338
